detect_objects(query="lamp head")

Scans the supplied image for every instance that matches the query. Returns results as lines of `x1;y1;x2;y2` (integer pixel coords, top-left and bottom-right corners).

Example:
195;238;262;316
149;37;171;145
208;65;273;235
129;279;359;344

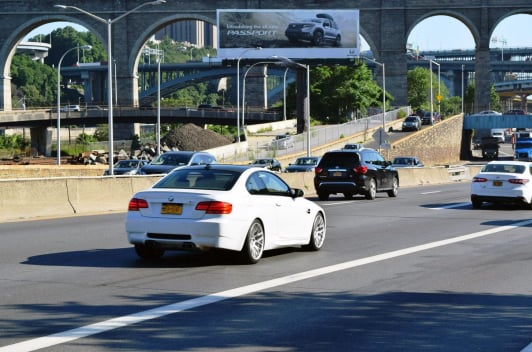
54;5;67;9
80;45;92;50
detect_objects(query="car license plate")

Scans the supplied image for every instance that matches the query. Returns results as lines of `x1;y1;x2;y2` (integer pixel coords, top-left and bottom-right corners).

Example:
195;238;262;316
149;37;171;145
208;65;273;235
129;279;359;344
493;180;503;187
161;203;182;215
332;171;343;177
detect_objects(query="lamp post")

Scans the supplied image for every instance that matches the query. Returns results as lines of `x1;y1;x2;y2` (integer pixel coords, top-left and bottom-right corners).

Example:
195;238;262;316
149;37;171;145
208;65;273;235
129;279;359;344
283;67;289;120
429;59;440;125
362;57;386;148
491;36;507;61
461;64;464;114
236;47;261;143
57;45;92;165
272;55;311;156
144;46;164;155
242;61;278;133
55;0;166;175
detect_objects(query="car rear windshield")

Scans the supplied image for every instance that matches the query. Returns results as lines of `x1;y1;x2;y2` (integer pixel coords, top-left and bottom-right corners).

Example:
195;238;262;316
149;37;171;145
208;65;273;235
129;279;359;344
481;164;525;174
154;169;241;190
320;153;360;168
151;153;192;166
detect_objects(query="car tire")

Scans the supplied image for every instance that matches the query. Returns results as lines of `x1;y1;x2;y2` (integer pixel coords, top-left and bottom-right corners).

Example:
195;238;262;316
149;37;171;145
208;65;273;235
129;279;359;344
365;178;377;200
471;199;483;209
387;177;399;197
134;243;164;259
303;212;326;251
318;191;329;201
241;219;265;264
334;35;341;47
312;31;324;45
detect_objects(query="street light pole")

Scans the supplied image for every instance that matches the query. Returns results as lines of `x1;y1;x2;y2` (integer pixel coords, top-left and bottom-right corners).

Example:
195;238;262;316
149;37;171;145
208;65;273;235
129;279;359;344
236;47;261;143
461;64;464;114
242;61;277;133
144;46;164;155
429;59;440;125
57;45;92;165
55;0;166;175
362;57;386;148
271;55;311;156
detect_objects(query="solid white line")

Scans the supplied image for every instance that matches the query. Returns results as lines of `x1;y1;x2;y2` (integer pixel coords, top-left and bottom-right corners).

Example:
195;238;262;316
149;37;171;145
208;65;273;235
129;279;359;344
428;202;471;210
3;218;532;352
420;190;442;195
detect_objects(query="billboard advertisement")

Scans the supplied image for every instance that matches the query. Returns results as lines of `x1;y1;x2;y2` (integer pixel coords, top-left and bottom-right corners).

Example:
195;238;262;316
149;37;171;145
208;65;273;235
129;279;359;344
217;9;359;60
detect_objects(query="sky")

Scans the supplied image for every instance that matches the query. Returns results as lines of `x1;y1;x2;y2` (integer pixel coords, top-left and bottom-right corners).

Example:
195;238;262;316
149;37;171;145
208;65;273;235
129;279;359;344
24;14;532;52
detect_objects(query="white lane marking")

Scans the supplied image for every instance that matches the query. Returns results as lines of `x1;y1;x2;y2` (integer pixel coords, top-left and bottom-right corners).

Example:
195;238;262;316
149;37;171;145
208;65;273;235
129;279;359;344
3;218;532;352
420;191;442;195
428;202;471;210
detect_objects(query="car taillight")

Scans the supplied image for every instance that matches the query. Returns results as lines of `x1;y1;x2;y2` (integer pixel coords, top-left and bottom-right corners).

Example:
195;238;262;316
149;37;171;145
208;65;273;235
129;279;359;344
472;177;488;183
315;167;323;174
354;165;368;174
128;198;148;211
509;179;529;185
196;201;232;214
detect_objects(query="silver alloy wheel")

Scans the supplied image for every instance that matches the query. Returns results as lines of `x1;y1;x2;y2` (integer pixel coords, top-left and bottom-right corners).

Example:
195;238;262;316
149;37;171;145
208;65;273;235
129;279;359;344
242;220;265;264
305;212;326;251
366;178;377;200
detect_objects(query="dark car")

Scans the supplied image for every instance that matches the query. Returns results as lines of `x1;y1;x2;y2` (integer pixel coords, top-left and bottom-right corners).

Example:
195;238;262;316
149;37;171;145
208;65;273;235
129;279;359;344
140;151;216;175
314;148;399;200
104;159;148;175
285;13;342;47
249;158;282;172
402;115;421;131
285;156;321;173
391;156;423;168
422;111;441;125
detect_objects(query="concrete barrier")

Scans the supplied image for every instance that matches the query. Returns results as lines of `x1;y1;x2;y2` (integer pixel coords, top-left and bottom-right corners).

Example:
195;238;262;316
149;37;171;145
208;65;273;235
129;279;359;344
0;166;481;223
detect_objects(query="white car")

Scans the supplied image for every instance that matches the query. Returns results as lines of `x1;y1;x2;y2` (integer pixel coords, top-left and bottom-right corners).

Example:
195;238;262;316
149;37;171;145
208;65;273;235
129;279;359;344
470;160;532;209
125;164;326;263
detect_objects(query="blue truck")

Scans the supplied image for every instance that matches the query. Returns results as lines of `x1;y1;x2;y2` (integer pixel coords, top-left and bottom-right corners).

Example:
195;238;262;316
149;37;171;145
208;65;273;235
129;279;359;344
514;137;532;161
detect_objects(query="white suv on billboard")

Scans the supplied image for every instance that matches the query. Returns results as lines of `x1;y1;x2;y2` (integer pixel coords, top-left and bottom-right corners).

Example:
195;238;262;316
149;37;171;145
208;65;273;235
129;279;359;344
285;13;342;47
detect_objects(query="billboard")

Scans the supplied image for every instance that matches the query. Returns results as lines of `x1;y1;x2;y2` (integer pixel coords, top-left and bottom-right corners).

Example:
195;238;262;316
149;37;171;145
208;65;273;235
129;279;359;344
217;9;359;60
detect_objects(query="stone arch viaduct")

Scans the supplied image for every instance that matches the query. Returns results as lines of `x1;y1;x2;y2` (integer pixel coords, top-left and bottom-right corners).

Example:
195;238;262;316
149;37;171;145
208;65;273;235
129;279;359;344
1;0;531;112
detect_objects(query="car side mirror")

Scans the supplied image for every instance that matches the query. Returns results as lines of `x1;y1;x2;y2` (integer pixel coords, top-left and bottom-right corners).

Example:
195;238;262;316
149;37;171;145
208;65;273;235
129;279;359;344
290;188;304;198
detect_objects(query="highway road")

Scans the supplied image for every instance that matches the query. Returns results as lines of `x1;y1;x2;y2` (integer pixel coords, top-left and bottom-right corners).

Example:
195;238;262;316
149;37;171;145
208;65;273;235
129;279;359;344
1;182;532;351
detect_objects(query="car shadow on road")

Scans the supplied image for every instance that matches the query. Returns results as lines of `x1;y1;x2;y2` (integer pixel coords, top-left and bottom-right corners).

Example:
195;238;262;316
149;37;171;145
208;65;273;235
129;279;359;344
22;246;302;268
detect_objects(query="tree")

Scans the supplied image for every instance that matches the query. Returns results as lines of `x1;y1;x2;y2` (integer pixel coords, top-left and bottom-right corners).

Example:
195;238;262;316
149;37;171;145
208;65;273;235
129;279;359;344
286;63;389;124
11;55;57;108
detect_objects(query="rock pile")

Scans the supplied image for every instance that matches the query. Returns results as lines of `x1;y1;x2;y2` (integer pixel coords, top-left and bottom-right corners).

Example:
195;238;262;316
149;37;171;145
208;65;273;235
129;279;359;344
161;123;232;151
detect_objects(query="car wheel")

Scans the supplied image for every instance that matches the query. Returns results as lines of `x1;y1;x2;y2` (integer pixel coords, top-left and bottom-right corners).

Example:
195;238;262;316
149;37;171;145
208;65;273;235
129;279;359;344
303;212;326;251
134;243;164;259
312;31;324;45
387;177;399;197
318;191;329;201
241;219;265;264
334;35;341;46
365;178;377;200
471;198;483;209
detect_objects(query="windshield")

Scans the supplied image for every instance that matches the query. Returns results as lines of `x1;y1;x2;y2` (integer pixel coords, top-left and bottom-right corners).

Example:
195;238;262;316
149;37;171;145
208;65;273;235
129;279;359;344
150;153;191;166
482;164;525;173
154;169;240;190
516;142;532;149
115;160;138;168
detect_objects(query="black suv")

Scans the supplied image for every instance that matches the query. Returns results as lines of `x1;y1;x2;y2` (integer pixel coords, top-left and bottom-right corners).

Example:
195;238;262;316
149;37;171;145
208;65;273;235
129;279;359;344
314;148;399;200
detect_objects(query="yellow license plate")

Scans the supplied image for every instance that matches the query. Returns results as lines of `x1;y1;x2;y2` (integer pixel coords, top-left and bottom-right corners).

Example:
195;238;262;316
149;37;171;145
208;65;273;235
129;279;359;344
161;203;182;215
332;171;343;177
493;180;503;187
